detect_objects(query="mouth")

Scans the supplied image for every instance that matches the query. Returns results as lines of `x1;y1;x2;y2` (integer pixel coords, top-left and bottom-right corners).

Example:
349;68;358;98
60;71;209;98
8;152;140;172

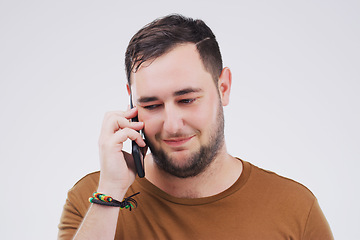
163;135;195;148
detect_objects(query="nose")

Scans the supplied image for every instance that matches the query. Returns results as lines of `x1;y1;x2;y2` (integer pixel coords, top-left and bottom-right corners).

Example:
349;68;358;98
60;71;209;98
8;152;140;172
162;104;184;135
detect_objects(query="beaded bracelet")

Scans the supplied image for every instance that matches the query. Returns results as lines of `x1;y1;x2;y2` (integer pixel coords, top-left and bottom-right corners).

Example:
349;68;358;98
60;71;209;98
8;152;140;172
89;192;140;211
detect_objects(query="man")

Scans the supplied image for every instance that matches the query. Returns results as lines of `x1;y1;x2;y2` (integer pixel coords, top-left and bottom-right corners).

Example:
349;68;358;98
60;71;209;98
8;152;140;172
58;14;333;239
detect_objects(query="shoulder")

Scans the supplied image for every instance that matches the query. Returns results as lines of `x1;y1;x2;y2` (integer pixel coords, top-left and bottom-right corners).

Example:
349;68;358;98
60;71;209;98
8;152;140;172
66;171;100;212
244;161;316;206
70;171;100;192
249;162;314;193
68;171;100;198
239;161;333;238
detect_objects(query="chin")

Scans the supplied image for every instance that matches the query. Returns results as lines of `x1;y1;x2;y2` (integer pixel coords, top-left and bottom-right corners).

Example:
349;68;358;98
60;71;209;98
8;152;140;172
168;152;194;165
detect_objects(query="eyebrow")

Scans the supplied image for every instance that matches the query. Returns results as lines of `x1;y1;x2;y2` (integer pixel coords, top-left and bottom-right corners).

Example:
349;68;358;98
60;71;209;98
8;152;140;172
174;87;202;96
137;87;203;104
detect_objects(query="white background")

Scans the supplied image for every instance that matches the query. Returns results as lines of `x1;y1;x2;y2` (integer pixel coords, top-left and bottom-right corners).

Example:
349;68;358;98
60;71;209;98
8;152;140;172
0;0;359;239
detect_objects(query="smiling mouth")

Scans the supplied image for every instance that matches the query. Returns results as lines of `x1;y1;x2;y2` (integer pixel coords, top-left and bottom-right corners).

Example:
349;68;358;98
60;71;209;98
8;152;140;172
163;136;195;147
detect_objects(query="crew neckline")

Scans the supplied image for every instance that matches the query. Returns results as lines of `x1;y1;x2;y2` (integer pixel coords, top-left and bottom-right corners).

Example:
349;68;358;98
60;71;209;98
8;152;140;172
135;159;252;206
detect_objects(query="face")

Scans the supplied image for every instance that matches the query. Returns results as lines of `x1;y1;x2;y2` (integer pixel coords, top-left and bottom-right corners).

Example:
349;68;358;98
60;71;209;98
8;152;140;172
131;44;227;178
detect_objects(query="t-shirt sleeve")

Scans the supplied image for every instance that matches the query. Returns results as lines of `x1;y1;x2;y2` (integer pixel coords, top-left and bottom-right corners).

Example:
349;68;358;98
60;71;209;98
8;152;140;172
57;172;99;240
303;199;334;240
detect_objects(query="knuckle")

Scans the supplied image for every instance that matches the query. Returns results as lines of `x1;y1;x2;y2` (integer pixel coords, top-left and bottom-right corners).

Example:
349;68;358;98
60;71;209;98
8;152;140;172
103;111;115;119
120;127;137;140
104;111;124;120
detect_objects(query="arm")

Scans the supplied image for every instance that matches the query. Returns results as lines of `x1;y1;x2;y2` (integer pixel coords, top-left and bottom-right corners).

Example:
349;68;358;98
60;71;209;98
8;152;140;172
303;199;334;240
59;107;145;240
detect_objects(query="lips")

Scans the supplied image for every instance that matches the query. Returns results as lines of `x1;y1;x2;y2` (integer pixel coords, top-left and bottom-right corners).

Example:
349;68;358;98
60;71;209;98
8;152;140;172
163;135;195;147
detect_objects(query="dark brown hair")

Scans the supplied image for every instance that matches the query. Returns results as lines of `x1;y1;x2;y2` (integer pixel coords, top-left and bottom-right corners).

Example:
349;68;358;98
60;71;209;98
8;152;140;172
125;14;223;85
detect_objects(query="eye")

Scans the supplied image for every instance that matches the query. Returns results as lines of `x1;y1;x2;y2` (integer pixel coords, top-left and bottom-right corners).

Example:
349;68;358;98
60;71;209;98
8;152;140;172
143;104;162;110
179;98;196;104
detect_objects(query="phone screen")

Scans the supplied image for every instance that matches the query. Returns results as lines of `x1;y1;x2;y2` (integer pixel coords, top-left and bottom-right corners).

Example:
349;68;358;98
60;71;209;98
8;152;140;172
130;94;145;178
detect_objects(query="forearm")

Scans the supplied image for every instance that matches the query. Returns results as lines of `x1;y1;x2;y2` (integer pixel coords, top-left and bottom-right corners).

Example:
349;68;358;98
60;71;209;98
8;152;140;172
69;109;144;239
73;204;120;240
73;188;127;240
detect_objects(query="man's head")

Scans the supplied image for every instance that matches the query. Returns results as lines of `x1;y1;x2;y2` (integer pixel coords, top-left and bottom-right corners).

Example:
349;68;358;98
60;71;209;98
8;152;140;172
126;15;232;178
125;14;223;85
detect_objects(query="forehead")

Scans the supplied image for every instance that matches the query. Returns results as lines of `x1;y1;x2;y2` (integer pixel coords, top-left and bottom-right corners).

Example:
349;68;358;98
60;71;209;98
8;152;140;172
130;43;213;97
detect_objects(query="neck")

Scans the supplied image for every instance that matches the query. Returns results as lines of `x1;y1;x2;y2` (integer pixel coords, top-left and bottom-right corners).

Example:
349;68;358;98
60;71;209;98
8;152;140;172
144;147;243;198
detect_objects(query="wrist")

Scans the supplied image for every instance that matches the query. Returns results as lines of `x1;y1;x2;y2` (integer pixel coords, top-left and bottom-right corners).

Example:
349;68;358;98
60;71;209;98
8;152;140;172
89;192;140;210
97;180;129;200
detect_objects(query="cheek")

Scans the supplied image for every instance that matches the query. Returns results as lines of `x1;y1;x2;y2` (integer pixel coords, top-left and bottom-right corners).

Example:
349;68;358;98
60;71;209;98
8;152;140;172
139;111;162;139
187;97;220;131
189;108;209;128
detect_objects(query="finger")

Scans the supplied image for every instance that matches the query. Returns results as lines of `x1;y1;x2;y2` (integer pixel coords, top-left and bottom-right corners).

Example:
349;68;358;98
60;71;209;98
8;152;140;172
100;111;125;133
112;127;146;147
99;122;144;146
123;106;139;120
140;145;148;156
100;110;143;135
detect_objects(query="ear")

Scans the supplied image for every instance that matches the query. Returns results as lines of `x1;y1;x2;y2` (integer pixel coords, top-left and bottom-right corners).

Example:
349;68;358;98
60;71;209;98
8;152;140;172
218;67;232;106
126;83;131;96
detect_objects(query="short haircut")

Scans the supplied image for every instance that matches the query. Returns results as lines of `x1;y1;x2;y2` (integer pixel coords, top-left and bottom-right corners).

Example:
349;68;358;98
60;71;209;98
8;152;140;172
125;14;223;85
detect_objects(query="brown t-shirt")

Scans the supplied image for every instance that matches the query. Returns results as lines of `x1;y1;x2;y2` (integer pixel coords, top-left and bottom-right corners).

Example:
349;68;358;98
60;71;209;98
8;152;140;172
58;160;333;239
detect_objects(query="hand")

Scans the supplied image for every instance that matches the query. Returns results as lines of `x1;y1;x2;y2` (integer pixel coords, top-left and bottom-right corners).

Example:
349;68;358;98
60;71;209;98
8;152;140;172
97;107;146;197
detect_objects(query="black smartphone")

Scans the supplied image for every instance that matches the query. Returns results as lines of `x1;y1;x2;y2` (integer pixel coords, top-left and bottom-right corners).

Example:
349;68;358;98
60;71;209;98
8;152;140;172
130;94;145;178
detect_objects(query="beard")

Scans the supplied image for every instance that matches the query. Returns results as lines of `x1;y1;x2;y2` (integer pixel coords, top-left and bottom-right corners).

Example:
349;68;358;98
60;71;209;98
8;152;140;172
145;102;225;178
